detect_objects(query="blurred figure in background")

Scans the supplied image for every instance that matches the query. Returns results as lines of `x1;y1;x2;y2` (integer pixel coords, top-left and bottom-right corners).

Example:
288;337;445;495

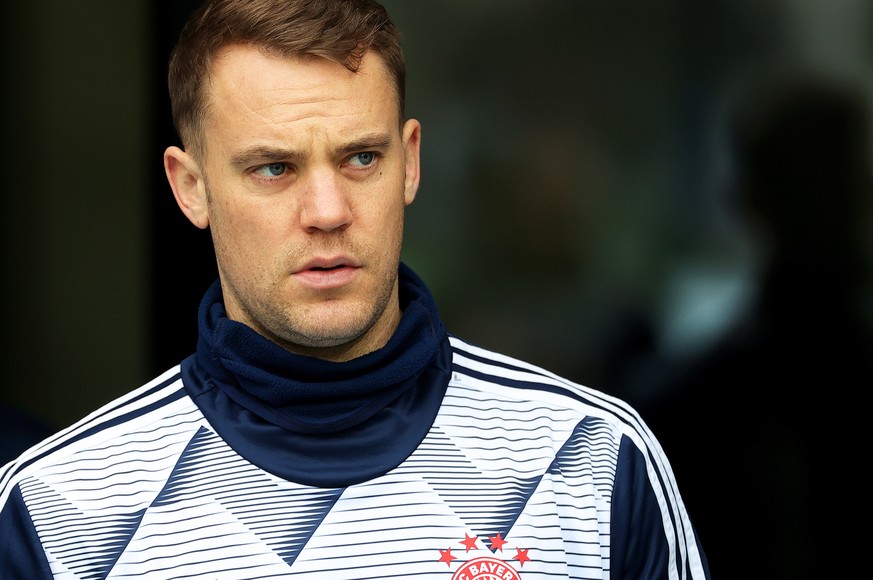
640;75;873;578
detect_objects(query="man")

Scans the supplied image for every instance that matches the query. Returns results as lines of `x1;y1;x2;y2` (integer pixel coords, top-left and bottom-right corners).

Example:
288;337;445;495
0;1;710;578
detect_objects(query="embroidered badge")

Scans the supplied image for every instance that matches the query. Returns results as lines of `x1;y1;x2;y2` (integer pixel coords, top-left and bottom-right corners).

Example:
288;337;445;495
437;533;530;579
451;557;522;580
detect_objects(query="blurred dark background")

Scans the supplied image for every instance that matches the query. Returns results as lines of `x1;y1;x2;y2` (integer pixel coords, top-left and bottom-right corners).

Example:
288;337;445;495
1;1;871;577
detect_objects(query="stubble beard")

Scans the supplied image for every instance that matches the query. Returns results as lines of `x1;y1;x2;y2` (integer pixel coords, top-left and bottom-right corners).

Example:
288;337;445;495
266;269;397;352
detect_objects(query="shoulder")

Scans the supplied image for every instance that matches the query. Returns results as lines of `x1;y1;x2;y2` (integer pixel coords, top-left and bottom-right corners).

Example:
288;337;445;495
447;335;648;437
0;366;196;503
446;335;679;501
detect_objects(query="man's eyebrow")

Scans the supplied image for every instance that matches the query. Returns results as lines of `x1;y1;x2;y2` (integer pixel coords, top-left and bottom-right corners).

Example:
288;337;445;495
229;134;394;167
229;146;301;167
337;133;393;156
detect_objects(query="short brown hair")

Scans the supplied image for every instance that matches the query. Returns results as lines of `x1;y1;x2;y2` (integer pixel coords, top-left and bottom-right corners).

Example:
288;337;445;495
167;0;405;157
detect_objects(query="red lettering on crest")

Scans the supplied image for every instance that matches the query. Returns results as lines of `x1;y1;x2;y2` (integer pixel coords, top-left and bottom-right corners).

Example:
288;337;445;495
451;557;522;580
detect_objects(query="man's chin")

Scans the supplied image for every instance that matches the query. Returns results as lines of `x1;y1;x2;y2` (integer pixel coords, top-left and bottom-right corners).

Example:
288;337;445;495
273;314;373;359
280;333;369;362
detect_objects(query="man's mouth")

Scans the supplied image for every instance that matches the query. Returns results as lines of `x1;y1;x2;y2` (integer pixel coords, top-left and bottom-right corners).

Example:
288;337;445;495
294;259;359;289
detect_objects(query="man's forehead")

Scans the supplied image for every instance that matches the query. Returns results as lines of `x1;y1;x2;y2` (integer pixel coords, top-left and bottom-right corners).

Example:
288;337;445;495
208;45;391;92
204;45;400;123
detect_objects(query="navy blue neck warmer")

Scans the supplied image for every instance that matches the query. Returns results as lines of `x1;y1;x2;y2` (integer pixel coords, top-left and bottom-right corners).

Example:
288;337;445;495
181;263;453;487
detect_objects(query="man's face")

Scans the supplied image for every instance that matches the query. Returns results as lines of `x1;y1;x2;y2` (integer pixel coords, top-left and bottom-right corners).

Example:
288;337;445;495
171;45;421;361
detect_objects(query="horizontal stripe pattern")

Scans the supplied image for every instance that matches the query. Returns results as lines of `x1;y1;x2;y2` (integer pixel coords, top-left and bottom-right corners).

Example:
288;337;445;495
2;339;707;578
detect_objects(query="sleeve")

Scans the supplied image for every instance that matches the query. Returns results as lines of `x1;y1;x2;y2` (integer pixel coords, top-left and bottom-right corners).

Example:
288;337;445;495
0;484;55;579
609;435;711;579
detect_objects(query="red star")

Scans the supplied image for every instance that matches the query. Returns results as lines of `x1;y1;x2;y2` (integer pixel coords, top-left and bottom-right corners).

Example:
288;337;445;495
438;547;457;567
513;547;531;567
489;532;508;552
460;533;479;552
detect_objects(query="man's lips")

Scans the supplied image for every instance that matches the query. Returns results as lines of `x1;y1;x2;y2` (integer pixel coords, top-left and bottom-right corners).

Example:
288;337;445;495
293;258;359;289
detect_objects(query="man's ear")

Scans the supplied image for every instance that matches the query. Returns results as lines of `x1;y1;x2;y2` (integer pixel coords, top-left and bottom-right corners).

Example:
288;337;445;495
164;146;209;229
401;119;421;205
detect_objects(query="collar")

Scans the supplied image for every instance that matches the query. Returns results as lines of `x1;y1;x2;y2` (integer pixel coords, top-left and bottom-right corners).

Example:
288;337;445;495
181;263;452;486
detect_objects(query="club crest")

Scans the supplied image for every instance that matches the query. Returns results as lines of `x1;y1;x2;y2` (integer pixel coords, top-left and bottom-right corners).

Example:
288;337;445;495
438;533;530;579
451;556;522;580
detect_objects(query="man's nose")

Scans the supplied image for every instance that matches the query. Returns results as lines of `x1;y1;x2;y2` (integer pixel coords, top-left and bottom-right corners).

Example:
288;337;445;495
299;168;353;232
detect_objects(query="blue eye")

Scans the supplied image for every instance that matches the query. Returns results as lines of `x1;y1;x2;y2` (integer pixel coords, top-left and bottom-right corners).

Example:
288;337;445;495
255;162;287;177
350;152;375;166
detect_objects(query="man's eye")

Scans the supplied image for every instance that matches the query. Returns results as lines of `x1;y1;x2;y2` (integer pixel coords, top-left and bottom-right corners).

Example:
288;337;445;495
349;152;376;167
254;162;287;177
